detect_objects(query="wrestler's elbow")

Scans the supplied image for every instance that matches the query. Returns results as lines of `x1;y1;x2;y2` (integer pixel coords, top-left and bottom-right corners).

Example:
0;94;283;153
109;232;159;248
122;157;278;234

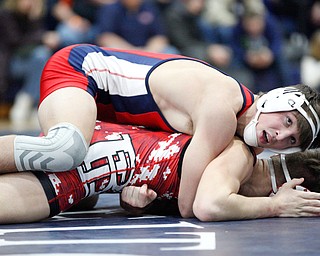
193;198;223;222
178;200;194;218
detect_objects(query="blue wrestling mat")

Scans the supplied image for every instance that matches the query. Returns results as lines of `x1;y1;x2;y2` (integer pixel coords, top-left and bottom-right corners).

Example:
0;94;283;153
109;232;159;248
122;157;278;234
1;194;319;256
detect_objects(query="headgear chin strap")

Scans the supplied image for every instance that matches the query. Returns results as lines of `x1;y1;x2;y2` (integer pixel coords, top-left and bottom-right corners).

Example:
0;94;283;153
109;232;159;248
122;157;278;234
243;111;260;147
268;155;307;194
243;87;320;154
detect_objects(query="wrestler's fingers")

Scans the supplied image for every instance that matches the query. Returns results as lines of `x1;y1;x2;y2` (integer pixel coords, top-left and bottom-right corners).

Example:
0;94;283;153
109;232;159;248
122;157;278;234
281;178;304;189
298;191;320;200
121;185;157;208
140;184;148;195
139;184;157;202
123;185;135;197
121;186;139;203
147;188;157;201
121;186;129;197
298;205;320;216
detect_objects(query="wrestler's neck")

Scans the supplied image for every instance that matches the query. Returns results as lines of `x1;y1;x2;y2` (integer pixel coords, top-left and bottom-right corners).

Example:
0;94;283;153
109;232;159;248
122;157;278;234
236;98;259;137
239;159;271;196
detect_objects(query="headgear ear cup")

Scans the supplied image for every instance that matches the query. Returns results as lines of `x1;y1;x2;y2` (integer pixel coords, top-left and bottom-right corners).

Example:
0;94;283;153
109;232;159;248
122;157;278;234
243;118;259;147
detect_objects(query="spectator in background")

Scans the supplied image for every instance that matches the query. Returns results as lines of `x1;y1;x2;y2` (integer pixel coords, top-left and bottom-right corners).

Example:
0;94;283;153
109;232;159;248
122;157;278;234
307;0;320;38
201;0;257;88
231;2;293;93
202;0;240;44
263;0;311;83
37;0;108;64
263;0;312;38
95;0;176;53
42;0;103;51
0;0;49;125
264;0;320;40
164;0;232;69
301;30;320;91
163;0;254;88
151;0;174;15
9;0;110;125
47;0;104;48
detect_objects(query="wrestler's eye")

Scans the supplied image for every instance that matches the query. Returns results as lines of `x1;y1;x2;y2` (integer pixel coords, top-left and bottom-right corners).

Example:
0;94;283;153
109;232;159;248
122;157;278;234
290;136;296;145
286;116;293;126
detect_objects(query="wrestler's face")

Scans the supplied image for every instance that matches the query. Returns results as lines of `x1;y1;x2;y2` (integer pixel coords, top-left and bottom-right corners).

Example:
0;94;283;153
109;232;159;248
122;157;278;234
256;111;301;150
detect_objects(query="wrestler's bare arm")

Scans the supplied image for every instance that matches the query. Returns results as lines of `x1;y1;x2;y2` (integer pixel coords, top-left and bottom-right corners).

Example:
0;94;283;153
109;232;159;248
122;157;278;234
148;59;248;217
178;102;237;217
193;138;320;221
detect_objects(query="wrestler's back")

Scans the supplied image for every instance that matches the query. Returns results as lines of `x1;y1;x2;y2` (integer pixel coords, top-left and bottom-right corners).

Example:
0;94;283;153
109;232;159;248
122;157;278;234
80;122;190;199
148;59;246;135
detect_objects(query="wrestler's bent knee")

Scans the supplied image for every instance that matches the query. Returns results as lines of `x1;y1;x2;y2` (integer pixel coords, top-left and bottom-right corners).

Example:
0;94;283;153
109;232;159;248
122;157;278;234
14;122;88;172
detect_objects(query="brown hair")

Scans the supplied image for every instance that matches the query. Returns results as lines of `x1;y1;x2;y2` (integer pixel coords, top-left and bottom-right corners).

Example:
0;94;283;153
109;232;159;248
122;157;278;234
294;84;320;150
271;150;320;192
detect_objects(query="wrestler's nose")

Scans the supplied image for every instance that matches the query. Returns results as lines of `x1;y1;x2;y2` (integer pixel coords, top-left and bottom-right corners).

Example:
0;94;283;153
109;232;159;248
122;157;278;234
275;129;292;143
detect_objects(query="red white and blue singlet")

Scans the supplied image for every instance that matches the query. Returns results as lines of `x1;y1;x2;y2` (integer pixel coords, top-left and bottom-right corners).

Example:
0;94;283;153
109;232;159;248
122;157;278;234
34;121;191;216
40;44;254;132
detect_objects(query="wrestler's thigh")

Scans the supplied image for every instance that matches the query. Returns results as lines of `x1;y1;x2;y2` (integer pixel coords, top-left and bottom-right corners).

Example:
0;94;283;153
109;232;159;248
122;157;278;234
38;87;97;144
0;172;50;224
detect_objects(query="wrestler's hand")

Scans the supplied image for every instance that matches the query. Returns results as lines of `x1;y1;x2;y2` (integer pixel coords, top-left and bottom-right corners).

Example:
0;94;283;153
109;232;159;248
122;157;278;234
121;184;157;208
273;178;320;217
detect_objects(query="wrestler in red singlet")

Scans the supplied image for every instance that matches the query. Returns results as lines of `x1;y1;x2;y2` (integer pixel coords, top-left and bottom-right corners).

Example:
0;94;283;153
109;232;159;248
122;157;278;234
33;121;191;216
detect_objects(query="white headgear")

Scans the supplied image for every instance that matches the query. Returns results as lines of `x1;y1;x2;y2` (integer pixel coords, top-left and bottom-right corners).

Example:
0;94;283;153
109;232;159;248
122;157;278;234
243;87;320;153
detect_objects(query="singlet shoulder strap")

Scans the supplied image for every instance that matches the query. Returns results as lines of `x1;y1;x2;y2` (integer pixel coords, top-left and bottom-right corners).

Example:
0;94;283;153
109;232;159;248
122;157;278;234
237;83;255;118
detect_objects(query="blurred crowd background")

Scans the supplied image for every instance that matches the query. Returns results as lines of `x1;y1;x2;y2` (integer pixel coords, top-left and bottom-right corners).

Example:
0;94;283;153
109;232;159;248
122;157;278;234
1;0;320;127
